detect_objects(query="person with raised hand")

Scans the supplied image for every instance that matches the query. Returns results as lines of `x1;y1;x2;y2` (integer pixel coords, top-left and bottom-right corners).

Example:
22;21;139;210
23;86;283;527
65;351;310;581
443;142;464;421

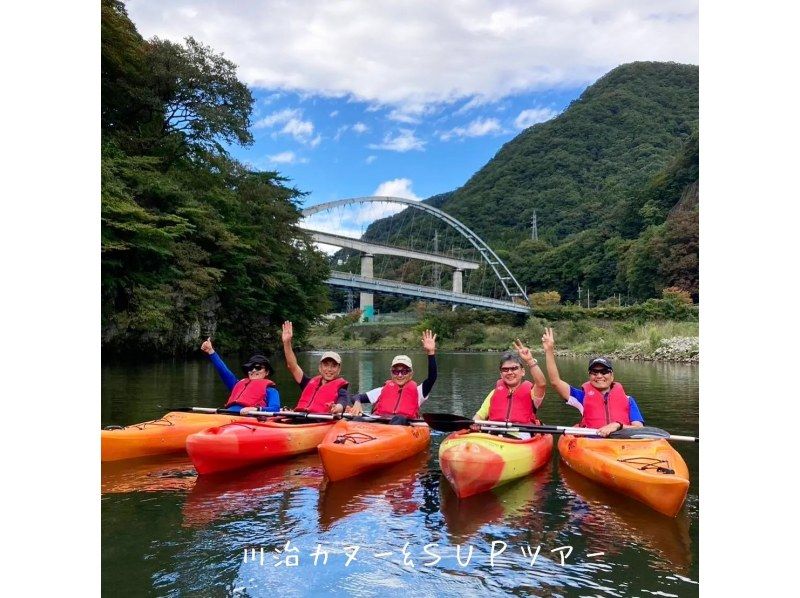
347;329;438;425
471;338;547;434
541;327;644;437
200;337;280;414
281;320;350;415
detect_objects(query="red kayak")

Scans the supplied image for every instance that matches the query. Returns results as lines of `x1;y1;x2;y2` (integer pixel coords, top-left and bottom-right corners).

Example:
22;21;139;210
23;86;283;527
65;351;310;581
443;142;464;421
186;417;333;475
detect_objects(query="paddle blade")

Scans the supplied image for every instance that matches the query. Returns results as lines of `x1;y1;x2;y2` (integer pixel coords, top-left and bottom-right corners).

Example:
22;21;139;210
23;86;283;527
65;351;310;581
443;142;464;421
609;426;670;440
422;412;474;432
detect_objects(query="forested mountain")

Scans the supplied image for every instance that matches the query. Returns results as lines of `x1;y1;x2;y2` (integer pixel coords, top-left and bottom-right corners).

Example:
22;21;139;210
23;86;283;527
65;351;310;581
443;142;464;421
101;0;329;355
363;62;699;303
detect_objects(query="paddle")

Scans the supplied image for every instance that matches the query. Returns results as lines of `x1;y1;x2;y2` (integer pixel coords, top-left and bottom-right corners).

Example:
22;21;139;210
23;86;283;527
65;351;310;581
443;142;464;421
175;407;428;426
421;412;698;442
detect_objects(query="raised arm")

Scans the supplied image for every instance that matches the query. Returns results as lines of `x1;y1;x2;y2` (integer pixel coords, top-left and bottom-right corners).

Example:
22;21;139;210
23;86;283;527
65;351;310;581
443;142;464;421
512;338;546;408
281;321;304;384
541;328;571;401
200;337;237;391
420;329;438;397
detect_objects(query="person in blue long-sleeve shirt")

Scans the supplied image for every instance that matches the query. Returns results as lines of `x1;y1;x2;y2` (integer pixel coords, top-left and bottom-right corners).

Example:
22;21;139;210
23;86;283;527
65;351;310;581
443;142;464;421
201;338;281;413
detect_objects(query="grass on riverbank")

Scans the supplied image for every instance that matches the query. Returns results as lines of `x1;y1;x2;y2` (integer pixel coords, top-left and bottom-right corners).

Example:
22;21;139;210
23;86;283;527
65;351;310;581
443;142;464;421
307;311;699;362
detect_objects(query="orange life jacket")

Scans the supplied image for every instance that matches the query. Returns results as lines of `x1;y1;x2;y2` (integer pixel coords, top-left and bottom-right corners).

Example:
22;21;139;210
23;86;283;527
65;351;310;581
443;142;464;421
373;380;420;418
580;381;631;428
225;378;276;408
487;379;539;424
295;376;349;413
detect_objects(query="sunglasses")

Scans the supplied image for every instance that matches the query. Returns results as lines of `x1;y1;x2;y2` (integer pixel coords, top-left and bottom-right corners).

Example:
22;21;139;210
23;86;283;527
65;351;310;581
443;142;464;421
246;365;266;372
391;368;411;376
589;369;612;376
500;365;521;373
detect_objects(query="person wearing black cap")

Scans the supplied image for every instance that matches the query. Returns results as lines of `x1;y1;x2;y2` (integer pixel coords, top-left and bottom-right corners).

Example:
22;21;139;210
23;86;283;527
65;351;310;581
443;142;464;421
541;328;644;437
200;338;281;413
281;321;350;414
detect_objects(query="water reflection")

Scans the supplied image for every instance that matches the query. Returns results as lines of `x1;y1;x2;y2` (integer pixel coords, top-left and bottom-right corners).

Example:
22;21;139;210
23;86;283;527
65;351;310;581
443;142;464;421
180;454;323;528
439;462;552;542
317;451;429;531
101;455;197;493
559;461;692;575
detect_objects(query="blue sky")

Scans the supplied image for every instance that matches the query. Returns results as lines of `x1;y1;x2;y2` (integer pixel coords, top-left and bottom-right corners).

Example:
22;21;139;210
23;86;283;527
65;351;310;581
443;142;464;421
125;0;699;237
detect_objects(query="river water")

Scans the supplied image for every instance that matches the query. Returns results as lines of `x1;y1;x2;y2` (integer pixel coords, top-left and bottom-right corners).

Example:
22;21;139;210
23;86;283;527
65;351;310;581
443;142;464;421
101;351;699;597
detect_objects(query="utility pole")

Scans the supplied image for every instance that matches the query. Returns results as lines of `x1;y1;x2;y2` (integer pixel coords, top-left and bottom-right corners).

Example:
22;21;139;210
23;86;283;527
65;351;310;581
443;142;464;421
587;289;590;308
531;210;538;241
345;289;354;312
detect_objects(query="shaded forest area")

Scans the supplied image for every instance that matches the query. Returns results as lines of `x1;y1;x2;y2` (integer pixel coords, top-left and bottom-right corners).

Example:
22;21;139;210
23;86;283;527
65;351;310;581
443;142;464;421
101;0;329;355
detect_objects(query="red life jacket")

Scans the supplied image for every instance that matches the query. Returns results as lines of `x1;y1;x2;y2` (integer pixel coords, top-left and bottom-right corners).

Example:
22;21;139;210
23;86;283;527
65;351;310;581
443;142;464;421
580;382;631;428
225;378;276;408
373;380;420;418
487;380;539;424
295;376;349;413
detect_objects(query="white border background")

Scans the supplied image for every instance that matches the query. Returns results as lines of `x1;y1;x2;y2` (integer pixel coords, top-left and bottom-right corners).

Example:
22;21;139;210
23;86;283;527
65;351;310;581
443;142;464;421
4;0;799;594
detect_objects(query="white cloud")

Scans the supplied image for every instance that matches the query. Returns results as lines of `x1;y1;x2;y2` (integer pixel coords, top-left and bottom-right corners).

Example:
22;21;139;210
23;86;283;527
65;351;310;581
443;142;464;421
373;178;421;201
514;107;559;129
300;181;421;243
440;117;502;141
255;108;317;144
352;122;368;134
266;151;307;164
329;110;339;117
281;118;315;142
365;155;377;164
128;1;698;109
387;110;421;124
254;108;300;129
368;129;426;152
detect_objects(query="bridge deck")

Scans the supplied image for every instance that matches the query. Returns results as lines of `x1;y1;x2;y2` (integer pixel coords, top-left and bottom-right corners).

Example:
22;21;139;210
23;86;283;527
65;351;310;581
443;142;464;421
328;271;529;314
306;230;480;270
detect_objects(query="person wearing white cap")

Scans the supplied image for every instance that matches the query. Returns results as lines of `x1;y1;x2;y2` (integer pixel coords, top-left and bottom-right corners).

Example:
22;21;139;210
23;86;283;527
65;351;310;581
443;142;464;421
281;321;350;414
348;329;437;425
541;327;645;437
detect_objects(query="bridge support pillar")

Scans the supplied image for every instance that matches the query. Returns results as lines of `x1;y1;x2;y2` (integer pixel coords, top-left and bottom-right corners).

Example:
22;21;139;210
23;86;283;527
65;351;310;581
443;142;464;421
452;269;463;294
360;254;374;321
452;268;463;311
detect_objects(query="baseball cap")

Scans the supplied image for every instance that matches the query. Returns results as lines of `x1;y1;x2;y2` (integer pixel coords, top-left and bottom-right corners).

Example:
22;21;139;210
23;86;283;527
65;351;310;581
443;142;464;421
588;357;613;371
391;355;413;369
319;351;342;364
243;354;272;374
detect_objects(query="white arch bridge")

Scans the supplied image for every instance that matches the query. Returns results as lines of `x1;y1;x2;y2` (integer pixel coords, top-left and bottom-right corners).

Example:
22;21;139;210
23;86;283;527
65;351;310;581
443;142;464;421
301;196;530;316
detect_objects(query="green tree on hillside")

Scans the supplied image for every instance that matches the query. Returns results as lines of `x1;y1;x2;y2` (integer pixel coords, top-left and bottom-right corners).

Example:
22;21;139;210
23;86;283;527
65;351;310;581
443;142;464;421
101;0;329;354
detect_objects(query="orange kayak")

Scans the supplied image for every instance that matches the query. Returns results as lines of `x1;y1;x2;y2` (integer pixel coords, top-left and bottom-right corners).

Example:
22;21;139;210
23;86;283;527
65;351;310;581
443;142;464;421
101;411;252;462
317;419;430;482
186;417;334;475
557;434;690;517
439;430;553;498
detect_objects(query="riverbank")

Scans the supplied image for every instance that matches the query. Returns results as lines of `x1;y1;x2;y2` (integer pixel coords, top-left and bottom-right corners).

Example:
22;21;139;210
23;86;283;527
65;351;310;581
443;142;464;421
307;313;699;363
